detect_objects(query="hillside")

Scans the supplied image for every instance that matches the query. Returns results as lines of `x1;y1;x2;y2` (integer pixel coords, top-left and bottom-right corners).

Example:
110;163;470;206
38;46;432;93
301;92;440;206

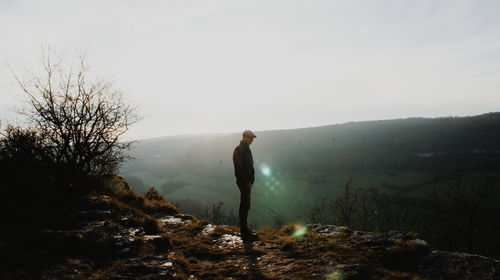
1;175;499;280
120;112;500;229
124;112;500;174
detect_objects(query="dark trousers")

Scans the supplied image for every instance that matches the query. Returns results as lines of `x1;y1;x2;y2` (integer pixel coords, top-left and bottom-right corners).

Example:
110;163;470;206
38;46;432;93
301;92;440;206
237;181;252;231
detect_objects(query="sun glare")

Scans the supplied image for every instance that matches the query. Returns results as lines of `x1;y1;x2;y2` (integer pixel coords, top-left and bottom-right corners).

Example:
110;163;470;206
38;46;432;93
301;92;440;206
261;164;272;177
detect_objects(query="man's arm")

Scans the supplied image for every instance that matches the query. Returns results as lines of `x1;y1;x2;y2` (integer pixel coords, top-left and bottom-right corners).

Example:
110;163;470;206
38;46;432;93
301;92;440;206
233;147;245;183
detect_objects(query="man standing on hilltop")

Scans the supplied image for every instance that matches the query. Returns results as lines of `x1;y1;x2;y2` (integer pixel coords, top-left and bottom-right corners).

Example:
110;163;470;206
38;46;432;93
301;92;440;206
233;130;258;240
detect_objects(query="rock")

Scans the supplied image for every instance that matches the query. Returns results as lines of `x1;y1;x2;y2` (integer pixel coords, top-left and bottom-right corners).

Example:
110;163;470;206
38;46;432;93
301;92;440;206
113;227;144;247
415;250;500;279
160;216;185;227
200;224;216;235
215;234;243;249
160;261;172;267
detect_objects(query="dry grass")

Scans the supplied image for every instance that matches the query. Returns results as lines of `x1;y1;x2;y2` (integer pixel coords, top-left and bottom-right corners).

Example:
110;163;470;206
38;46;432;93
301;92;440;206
0;174;433;280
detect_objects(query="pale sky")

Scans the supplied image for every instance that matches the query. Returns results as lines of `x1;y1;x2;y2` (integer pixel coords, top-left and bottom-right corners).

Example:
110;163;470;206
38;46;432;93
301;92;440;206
1;0;500;139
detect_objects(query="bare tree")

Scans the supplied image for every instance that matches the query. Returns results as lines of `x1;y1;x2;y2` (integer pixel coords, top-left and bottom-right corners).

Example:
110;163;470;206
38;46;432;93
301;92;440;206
428;175;500;252
308;179;365;227
331;179;358;227
203;202;238;225
12;49;139;175
307;198;330;224
357;189;376;230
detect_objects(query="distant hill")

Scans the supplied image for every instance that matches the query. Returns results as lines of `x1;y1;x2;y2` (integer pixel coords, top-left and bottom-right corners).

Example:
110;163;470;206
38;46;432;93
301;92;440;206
120;112;500;227
124;112;500;175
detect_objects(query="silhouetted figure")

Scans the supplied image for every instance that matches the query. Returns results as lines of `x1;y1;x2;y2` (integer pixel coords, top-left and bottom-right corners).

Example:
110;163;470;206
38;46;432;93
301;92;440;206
233;130;258;240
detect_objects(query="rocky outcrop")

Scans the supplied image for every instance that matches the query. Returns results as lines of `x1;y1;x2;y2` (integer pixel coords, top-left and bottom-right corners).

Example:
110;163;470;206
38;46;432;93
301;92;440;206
2;194;499;280
308;224;500;280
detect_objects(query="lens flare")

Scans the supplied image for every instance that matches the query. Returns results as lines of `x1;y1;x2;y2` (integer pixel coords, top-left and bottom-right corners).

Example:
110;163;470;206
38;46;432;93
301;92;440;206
292;224;308;238
325;271;343;280
260;164;271;177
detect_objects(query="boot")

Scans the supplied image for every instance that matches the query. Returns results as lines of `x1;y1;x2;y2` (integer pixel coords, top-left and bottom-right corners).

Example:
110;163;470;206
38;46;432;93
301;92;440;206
240;227;258;240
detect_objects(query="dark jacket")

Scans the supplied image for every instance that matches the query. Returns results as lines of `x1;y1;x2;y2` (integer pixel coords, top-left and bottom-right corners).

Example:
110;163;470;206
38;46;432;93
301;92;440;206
233;140;255;185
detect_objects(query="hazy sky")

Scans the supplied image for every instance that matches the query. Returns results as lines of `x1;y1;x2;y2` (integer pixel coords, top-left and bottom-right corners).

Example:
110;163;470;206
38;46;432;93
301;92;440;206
1;0;500;139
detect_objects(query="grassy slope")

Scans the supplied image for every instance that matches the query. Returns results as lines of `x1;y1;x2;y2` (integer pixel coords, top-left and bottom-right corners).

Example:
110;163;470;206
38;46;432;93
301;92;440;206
0;175;430;280
2;175;499;280
6;177;496;279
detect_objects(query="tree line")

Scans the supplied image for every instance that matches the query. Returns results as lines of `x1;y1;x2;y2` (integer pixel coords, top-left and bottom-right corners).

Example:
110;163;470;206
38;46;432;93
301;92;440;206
307;175;500;258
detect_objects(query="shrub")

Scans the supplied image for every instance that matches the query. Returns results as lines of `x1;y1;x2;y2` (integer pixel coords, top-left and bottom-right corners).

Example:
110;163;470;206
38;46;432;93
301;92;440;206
143;216;162;234
203;202;238;225
0;125;48;164
145;187;164;201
